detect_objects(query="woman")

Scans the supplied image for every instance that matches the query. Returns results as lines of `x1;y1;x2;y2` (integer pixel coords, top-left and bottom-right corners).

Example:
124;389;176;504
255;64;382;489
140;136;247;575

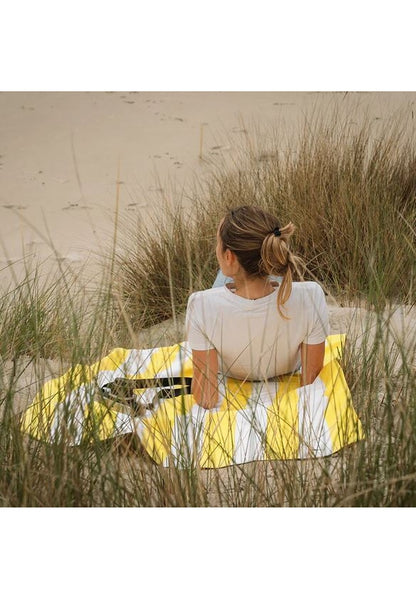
186;205;329;409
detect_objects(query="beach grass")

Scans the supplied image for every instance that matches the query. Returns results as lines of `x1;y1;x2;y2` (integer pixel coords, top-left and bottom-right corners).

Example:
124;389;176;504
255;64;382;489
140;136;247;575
116;108;415;330
0;108;415;506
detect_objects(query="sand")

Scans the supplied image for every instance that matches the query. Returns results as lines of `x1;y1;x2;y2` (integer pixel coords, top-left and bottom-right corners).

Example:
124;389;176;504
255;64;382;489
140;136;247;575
1;91;416;286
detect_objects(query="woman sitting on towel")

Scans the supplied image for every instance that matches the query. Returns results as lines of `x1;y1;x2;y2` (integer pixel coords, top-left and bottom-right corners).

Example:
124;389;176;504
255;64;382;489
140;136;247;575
185;205;329;409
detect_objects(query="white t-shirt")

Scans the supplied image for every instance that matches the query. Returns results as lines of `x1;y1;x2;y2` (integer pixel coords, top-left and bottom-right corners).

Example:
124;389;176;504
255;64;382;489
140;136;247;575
185;281;329;381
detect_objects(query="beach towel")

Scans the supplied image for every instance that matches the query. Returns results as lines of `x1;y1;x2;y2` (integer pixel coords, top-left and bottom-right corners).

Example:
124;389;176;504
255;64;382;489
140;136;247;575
20;334;364;468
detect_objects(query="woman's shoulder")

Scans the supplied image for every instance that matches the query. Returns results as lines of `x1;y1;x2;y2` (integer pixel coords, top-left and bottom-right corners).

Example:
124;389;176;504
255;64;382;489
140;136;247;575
292;280;325;294
187;286;226;306
290;281;327;306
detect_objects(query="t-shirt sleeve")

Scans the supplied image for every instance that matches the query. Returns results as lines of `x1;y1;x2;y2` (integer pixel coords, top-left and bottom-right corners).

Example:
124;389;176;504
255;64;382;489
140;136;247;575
305;284;330;344
185;292;215;351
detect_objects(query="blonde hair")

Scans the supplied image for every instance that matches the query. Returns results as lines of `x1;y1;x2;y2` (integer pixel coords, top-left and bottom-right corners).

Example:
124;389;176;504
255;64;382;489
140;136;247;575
218;205;305;317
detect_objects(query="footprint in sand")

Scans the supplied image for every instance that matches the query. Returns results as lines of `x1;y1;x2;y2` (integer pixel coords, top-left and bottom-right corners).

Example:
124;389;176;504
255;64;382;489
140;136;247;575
127;203;140;211
2;203;27;210
63;203;92;210
209;145;231;154
124;101;135;104
258;152;278;162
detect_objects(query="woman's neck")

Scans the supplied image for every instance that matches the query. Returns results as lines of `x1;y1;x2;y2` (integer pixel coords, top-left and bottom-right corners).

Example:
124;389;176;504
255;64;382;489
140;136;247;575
230;275;277;300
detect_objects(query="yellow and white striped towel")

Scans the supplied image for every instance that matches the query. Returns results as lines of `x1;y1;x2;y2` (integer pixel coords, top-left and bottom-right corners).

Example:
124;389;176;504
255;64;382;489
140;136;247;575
21;334;364;468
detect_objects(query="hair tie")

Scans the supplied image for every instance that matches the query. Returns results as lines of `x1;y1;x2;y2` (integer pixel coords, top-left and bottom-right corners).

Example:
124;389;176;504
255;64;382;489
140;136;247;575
272;227;281;237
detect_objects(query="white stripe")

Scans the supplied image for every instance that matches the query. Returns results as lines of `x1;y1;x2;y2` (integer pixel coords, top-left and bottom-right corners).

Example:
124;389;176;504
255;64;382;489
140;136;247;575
49;384;89;444
96;368;122;387
118;347;159;378
171;414;192;468
156;347;187;379
189;404;207;457
49;401;66;441
297;379;332;458
122;349;147;376
234;401;268;464
256;379;279;407
114;412;134;435
171;404;206;468
131;416;145;439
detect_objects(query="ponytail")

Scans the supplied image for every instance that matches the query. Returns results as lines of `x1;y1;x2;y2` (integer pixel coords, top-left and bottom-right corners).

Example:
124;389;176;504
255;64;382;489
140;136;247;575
260;222;305;318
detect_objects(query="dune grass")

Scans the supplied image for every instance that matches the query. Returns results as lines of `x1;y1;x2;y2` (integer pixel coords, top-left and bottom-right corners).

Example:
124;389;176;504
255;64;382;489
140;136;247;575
115;109;415;332
0;107;415;506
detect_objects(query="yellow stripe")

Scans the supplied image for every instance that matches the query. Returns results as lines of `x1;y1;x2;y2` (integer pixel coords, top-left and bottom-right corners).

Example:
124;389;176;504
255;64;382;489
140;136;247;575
140;394;195;464
266;382;299;460
324;334;345;366
139;344;181;379
82;401;118;442
220;378;252;411
201;410;237;468
276;373;302;395
180;356;194;378
90;348;131;377
321;360;365;452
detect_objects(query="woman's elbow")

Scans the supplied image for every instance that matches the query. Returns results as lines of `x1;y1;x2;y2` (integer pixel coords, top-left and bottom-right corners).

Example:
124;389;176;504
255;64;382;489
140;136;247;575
301;369;320;386
194;393;218;410
191;382;218;410
198;398;217;410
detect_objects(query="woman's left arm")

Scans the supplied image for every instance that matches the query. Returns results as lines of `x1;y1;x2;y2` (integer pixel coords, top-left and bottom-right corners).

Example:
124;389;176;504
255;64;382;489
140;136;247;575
191;348;219;409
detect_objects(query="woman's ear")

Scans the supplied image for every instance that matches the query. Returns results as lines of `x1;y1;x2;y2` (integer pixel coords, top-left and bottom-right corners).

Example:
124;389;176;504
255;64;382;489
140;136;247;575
224;248;239;272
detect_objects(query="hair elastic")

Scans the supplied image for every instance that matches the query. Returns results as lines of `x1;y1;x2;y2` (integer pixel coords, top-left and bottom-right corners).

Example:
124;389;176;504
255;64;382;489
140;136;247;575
272;227;281;237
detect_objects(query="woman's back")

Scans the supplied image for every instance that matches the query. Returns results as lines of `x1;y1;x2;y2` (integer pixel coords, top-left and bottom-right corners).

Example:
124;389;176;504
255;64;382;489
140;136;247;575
186;280;329;380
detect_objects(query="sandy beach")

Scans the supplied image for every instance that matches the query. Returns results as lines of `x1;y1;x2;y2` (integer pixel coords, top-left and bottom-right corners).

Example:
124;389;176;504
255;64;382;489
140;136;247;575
1;91;416;285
